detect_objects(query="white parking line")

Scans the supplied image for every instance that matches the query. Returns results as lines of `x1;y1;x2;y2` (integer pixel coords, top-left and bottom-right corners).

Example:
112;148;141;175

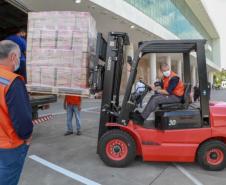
52;111;66;116
29;155;101;185
82;106;100;112
174;164;204;185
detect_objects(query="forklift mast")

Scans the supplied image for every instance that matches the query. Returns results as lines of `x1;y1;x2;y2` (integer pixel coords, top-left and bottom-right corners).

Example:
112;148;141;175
93;32;129;140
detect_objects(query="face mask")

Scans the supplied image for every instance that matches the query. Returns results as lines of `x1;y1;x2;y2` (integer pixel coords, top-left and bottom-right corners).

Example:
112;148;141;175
163;70;171;77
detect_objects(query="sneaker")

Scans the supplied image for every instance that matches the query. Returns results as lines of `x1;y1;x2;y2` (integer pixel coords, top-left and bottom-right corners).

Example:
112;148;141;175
64;131;73;136
76;131;81;135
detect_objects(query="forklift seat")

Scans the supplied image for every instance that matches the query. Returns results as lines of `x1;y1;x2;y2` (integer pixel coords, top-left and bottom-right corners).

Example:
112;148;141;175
159;84;192;110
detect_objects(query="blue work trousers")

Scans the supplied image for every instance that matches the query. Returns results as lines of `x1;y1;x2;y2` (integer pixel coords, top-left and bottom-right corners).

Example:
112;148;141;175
0;144;29;185
66;105;81;132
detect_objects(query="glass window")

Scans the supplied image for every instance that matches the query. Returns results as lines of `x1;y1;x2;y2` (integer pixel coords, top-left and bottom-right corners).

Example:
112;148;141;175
125;0;213;61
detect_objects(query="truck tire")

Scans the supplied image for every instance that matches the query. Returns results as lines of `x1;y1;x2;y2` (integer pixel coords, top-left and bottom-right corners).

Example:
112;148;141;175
197;140;226;171
98;129;136;167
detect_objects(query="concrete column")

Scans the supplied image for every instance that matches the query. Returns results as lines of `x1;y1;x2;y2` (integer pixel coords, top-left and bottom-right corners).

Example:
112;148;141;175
177;60;182;78
166;55;171;70
126;44;134;59
125;44;134;80
149;53;157;84
192;65;196;87
208;71;214;86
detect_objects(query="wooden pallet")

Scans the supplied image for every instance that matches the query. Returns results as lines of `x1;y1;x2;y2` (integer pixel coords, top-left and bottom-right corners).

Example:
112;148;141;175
26;85;90;97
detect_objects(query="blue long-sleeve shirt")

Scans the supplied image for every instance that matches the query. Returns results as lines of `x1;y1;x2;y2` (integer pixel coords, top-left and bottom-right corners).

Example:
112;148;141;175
6;78;33;140
6;35;27;82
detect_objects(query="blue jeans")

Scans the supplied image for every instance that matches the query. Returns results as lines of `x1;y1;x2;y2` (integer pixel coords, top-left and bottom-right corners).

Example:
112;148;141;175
66;105;81;132
0;144;29;185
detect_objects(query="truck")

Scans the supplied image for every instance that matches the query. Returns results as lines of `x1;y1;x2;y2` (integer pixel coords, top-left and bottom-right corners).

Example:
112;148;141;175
0;0;57;120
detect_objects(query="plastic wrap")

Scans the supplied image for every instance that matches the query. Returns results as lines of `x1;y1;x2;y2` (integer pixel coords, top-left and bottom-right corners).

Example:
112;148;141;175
26;11;97;96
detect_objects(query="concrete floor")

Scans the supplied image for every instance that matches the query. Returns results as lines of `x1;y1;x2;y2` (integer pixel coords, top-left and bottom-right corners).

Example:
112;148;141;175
19;89;226;185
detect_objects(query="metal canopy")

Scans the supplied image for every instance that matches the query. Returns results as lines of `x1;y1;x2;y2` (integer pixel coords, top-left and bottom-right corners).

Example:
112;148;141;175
120;39;209;126
139;40;205;54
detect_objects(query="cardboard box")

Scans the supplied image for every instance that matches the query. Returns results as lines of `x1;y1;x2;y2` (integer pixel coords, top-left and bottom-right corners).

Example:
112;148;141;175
26;11;97;96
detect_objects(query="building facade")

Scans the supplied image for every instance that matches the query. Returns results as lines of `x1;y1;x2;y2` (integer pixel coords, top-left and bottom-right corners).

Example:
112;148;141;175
122;0;221;87
9;0;221;91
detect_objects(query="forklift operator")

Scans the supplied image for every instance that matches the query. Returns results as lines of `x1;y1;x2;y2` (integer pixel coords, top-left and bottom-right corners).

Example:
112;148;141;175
140;63;185;120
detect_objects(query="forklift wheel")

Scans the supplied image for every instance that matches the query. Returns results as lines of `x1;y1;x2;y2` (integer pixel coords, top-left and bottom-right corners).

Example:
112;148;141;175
197;140;226;171
98;129;136;167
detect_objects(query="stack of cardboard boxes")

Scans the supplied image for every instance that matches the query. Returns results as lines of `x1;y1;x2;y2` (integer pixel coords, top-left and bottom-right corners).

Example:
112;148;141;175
26;11;97;96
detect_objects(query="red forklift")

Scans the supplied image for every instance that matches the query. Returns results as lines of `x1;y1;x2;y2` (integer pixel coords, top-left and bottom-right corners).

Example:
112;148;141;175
89;32;226;171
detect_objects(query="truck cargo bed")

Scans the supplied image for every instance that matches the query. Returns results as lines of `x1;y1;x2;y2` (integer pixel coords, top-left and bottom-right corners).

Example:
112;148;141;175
30;93;57;119
30;94;57;107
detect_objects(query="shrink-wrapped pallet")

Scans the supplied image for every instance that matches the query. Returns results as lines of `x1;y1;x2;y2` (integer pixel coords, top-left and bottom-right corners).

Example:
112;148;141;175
26;11;97;96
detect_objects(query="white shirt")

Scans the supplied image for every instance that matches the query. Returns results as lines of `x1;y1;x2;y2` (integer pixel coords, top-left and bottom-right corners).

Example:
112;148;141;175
135;81;145;93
